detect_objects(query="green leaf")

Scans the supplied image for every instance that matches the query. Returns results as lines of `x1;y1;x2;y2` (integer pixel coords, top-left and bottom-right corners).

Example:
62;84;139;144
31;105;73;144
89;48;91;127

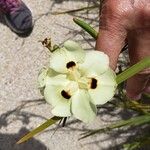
17;116;62;144
80;114;150;140
116;57;150;84
124;135;150;150
73;18;98;39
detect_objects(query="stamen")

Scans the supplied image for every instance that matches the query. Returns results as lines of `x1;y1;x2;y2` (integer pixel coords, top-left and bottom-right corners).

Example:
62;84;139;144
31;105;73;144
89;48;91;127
90;78;97;89
66;61;76;69
61;90;71;99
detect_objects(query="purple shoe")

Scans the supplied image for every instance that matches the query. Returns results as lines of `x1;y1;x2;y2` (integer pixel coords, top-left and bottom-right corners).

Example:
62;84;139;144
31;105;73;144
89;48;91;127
0;0;33;35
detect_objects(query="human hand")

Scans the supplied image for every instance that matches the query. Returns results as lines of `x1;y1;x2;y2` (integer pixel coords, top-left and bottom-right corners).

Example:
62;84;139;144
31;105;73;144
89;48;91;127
96;0;150;100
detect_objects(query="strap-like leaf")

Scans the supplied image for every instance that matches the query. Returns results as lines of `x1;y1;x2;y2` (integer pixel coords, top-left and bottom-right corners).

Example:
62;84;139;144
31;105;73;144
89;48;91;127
116;57;150;84
80;114;150;140
17;116;62;144
73;18;98;39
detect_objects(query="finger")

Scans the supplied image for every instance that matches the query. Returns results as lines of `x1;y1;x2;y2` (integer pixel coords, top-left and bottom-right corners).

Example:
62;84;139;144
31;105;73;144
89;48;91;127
126;29;150;100
144;80;150;94
96;0;127;70
126;73;150;100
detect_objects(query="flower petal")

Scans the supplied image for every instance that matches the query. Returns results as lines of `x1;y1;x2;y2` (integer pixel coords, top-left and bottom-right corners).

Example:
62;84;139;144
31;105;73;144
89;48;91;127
79;50;109;76
44;75;70;106
99;69;117;86
45;74;69;86
38;68;58;88
38;68;48;88
44;84;71;116
52;102;71;117
44;85;63;106
71;89;97;123
50;47;77;73
64;40;85;63
44;75;79;117
88;69;117;105
64;40;82;52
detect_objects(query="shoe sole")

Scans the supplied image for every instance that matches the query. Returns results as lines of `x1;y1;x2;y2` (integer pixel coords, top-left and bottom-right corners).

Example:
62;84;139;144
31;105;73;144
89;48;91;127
4;14;33;35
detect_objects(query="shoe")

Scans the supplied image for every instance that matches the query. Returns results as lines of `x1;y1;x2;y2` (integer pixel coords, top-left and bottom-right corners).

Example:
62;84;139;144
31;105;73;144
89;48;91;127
0;0;33;35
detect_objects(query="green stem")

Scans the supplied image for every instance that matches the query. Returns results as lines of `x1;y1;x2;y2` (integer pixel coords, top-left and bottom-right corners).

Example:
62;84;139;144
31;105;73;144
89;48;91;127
52;5;99;15
73;18;98;39
116;57;150;84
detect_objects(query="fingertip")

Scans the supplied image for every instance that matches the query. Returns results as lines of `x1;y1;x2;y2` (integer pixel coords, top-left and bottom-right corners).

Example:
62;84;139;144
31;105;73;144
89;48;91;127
126;74;149;100
126;91;142;100
143;81;150;94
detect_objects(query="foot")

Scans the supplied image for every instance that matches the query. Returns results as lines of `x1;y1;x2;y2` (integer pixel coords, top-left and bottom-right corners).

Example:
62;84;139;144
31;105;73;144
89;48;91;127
0;0;33;35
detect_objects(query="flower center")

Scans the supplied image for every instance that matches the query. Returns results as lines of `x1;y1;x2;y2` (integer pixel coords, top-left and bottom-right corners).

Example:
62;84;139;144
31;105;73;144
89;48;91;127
90;78;97;89
61;90;71;99
66;61;76;69
65;61;98;90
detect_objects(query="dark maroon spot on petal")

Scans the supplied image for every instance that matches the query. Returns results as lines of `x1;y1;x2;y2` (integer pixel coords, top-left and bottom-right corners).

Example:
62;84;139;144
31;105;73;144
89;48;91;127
61;90;71;99
66;61;76;69
91;78;97;89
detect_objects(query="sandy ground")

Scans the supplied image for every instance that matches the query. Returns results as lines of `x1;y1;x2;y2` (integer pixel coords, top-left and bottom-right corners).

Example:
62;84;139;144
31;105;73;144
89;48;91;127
0;0;144;150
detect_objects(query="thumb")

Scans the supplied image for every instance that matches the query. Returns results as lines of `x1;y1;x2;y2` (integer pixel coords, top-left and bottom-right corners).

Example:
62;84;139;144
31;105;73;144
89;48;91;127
126;73;150;100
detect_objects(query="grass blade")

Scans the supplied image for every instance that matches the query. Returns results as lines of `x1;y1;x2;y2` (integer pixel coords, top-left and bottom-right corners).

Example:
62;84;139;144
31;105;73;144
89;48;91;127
17;116;62;144
80;114;150;140
52;5;99;15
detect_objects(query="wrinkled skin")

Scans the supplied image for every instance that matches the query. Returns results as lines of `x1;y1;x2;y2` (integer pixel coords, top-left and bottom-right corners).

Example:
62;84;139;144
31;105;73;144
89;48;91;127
96;0;150;100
